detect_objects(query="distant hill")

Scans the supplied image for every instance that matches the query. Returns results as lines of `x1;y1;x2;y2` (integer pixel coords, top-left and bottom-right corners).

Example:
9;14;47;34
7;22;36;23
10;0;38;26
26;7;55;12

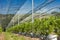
20;12;60;23
51;11;60;16
0;14;14;31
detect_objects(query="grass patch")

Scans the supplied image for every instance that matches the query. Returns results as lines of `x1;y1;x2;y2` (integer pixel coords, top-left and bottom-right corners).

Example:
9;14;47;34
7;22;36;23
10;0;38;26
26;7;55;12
5;32;26;40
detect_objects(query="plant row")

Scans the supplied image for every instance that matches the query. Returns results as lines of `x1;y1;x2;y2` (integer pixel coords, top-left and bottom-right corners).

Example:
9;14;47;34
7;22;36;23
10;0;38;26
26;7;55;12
6;16;60;36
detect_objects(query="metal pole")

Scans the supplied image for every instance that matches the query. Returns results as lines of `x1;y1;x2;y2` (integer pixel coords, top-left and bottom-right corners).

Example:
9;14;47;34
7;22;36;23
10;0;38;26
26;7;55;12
18;14;19;25
13;17;14;26
32;0;34;23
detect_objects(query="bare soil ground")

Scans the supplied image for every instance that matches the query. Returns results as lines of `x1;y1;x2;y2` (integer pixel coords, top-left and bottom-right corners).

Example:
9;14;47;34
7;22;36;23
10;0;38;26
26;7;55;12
0;33;41;40
0;33;4;40
24;36;40;40
16;34;41;40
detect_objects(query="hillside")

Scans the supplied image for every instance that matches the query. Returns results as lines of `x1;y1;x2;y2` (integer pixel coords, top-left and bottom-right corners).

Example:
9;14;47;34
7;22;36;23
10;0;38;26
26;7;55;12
0;14;14;31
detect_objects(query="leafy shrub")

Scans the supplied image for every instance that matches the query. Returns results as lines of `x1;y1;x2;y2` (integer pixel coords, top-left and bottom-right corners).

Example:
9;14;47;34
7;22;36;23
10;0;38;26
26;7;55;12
6;16;60;36
0;26;2;33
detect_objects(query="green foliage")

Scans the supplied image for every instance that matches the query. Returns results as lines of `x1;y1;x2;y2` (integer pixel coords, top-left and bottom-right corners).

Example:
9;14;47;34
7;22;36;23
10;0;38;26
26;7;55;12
5;32;26;40
6;16;60;35
0;25;2;33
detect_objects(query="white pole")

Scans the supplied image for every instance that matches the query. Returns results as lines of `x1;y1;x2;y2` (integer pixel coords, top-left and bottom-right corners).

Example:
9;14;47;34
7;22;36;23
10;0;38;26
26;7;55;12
13;17;14;26
32;0;34;23
18;14;19;25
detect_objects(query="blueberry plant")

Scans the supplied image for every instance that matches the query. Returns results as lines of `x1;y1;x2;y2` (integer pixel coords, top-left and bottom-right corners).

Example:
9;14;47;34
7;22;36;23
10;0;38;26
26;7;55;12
6;16;60;36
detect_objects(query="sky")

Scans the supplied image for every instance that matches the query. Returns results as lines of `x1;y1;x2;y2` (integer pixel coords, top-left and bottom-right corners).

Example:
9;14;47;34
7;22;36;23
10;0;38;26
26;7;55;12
0;0;60;14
